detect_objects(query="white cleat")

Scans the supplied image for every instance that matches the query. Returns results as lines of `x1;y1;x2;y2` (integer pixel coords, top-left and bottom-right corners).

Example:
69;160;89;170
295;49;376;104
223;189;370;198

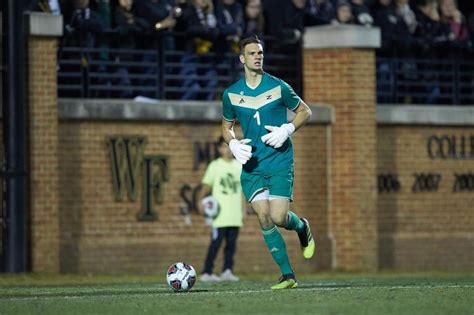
199;273;221;282
220;269;240;282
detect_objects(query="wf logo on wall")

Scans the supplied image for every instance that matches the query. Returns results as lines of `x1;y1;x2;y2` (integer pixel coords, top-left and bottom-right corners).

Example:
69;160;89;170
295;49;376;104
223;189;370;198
106;136;168;221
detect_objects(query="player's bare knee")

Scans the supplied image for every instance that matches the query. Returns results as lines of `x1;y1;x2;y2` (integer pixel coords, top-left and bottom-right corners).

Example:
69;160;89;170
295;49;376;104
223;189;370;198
270;212;287;227
259;218;274;230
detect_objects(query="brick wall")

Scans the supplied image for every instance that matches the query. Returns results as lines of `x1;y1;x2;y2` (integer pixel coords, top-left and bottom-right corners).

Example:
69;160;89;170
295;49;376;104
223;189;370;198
27;36;60;272
377;126;474;270
57;121;330;274
303;48;378;271
52;111;474;274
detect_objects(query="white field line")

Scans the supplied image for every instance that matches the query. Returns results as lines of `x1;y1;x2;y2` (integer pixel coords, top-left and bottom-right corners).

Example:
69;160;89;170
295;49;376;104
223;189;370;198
1;284;474;301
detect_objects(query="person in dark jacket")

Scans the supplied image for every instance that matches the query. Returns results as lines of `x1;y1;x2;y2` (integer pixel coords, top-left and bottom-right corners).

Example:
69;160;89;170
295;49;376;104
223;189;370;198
243;0;265;38
132;0;180;97
65;0;107;47
331;0;355;24
439;0;471;56
111;0;151;97
263;0;305;44
304;0;335;26
351;0;373;26
178;0;219;100
412;0;454;58
412;0;454;104
371;0;415;104
371;0;413;57
215;0;244;53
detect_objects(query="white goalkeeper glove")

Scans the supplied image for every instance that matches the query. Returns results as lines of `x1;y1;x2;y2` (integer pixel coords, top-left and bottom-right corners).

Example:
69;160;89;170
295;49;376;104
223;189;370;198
261;123;295;148
229;139;252;164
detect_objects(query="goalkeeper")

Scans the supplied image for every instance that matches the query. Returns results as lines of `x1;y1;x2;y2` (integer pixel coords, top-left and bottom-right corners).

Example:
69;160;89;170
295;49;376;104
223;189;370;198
221;36;315;290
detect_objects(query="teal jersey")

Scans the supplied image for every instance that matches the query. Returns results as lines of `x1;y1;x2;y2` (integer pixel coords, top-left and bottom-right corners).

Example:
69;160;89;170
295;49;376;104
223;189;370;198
222;73;301;173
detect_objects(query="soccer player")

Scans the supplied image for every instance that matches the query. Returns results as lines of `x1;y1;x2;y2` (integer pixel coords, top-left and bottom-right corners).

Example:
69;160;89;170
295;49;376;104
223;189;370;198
198;136;245;282
221;36;315;289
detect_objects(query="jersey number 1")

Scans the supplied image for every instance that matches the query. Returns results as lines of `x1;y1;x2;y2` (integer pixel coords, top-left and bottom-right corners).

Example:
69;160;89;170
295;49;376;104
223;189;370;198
253;111;261;126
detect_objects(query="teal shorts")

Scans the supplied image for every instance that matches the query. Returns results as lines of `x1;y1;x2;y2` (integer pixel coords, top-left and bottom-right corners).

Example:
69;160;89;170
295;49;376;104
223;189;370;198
240;167;294;202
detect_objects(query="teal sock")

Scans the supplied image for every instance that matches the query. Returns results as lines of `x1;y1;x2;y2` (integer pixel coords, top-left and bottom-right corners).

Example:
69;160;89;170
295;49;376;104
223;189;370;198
261;225;293;275
283;211;304;234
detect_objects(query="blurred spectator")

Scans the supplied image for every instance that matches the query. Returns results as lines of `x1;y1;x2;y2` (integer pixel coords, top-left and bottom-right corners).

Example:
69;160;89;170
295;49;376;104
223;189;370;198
393;0;419;83
350;0;373;26
173;0;191;50
132;0;180;97
371;0;412;57
413;0;454;58
112;0;151;97
179;0;219;100
304;0;335;26
180;0;218;55
215;0;244;53
469;12;474;51
53;0;472;103
133;0;178;32
439;0;471;53
372;0;414;103
50;0;62;15
394;0;417;34
331;0;354;24
29;0;62;15
263;0;306;44
243;0;265;38
95;0;113;96
413;0;454;103
133;0;179;50
96;0;112;29
115;0;151;41
65;0;107;47
61;0;107;97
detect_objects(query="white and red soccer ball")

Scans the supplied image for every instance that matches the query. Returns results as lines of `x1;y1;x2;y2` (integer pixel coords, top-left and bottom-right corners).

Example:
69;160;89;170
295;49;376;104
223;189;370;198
166;262;197;292
201;196;220;219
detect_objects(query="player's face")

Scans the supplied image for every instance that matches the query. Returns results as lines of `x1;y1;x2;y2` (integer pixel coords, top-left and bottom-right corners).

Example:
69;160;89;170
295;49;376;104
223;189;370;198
240;43;264;72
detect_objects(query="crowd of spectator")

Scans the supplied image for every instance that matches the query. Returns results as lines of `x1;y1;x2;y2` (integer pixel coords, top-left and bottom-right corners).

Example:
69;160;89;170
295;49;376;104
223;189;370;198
30;0;474;102
31;0;474;58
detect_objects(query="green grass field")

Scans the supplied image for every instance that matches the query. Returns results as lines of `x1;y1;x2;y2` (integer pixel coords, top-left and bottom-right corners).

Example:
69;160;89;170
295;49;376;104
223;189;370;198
0;272;473;315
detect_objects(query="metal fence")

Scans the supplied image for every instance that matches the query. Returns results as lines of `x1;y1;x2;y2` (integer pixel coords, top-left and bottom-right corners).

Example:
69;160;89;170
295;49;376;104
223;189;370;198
58;33;474;105
57;35;302;100
377;57;474;105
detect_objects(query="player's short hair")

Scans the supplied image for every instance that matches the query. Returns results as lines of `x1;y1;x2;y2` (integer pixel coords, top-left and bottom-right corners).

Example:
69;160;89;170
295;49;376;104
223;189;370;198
239;36;262;54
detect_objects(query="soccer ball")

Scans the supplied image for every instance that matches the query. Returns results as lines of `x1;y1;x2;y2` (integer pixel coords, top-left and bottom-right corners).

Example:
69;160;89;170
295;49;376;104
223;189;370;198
201;196;220;219
166;262;197;292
